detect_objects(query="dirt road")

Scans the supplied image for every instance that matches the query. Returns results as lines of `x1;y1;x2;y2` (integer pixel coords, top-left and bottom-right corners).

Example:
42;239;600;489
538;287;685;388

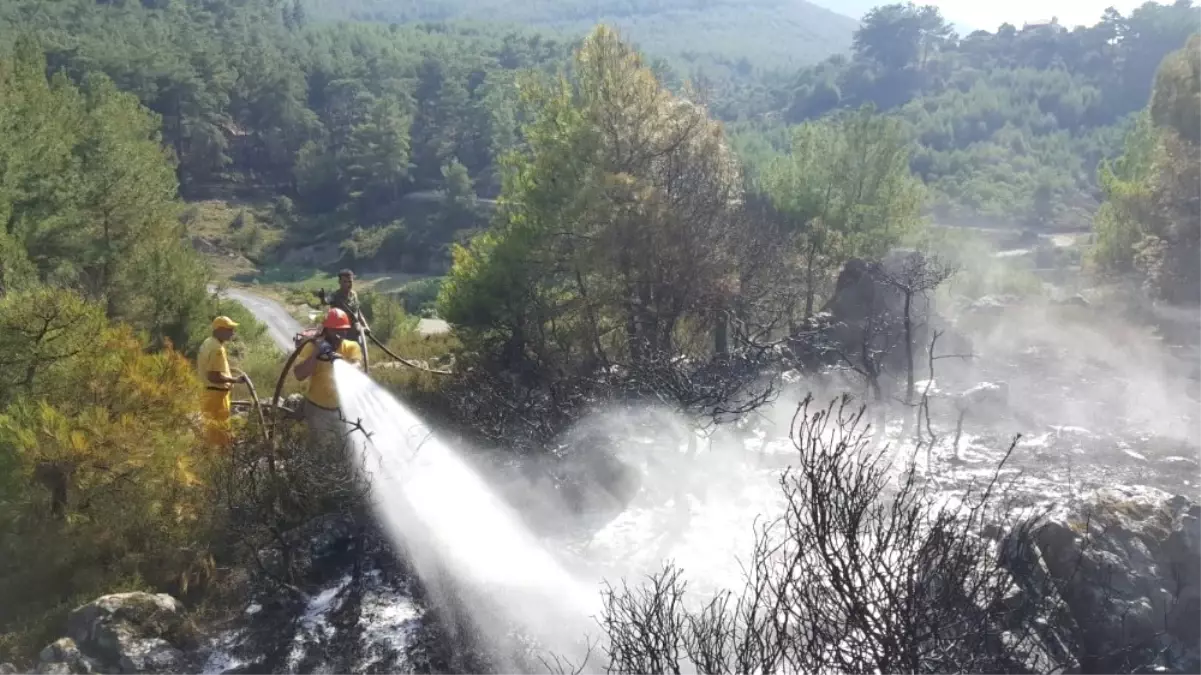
209;285;302;352
211;285;451;351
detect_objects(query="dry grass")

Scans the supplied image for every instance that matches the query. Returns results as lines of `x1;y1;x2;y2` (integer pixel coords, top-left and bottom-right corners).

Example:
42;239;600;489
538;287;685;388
181;199;284;248
182;199;290;283
370;330;460;395
183;199;286;282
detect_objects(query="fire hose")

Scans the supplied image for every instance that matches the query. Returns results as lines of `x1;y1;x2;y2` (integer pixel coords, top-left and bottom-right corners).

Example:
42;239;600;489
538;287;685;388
269;329;452;423
232;368;269;443
364;331;452;376
271;336;315;415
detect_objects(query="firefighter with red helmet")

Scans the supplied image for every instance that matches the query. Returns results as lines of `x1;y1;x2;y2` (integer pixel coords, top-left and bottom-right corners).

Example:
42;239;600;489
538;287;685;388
293;308;362;447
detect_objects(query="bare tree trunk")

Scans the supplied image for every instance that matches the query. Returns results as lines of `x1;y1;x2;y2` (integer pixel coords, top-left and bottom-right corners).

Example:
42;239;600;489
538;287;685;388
953;409;966;461
903;291;915;406
35;462;72;520
714;309;728;355
625;303;640;363
803;239;818;320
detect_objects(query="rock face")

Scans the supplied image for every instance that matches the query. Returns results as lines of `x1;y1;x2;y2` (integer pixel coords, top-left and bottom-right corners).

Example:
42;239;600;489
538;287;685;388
822;251;932;330
1022;488;1201;672
21;518;452;675
793;250;968;371
24;478;1195;675
37;593;196;674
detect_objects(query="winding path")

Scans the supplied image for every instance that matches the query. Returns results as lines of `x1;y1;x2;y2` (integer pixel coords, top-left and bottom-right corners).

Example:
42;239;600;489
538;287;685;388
210;285;302;352
210;284;451;353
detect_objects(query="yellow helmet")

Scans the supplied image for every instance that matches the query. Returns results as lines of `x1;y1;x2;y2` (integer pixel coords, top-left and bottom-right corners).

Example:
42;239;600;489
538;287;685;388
212;316;239;330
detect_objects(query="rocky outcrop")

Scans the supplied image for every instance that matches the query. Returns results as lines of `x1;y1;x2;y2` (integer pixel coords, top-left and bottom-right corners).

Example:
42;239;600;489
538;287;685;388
1011;488;1201;673
24;462;1195;675
36;593;196;674
29;522;430;675
789;250;969;371
821;251;932;330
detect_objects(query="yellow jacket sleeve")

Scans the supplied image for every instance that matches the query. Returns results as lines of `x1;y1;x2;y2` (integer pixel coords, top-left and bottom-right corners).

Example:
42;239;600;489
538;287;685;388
340;341;362;364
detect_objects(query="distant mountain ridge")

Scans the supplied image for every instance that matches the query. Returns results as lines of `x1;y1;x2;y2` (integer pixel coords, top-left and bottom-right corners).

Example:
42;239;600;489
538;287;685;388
808;0;876;22
305;0;861;69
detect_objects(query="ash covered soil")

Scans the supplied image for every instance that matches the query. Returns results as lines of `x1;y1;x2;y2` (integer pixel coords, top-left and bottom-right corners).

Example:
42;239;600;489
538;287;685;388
931;300;1200;501
569;298;1201;601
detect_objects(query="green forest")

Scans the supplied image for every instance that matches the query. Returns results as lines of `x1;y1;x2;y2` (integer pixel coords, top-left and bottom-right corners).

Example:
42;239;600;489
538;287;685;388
303;0;859;72
0;0;1198;665
1;0;1195;268
730;0;1200;228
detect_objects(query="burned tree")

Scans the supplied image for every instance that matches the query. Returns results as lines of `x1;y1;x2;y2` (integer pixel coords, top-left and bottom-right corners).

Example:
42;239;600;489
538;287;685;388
587;395;1093;674
215;419;373;597
877;250;956;405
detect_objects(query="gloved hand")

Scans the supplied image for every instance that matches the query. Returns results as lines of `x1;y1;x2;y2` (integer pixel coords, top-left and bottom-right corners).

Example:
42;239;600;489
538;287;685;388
317;341;344;362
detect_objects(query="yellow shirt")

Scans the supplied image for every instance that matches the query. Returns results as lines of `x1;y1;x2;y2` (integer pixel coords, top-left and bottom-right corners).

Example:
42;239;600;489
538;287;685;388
197;336;232;391
297;339;362;410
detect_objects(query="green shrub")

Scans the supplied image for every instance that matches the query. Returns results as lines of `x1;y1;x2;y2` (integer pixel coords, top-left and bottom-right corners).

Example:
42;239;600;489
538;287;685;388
397;276;445;315
185;292;269;355
272;195;295;222
360;290;418;343
371;330;460;398
0;296;220;666
232;339;295;402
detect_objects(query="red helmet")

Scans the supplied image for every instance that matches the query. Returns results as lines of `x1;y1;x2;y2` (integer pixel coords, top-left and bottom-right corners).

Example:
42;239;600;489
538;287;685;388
322;308;352;330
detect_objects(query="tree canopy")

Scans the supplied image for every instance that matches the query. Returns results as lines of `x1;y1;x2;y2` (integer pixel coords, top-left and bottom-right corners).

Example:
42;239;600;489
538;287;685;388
305;0;859;72
0;37;208;346
734;1;1200;228
1090;33;1200;304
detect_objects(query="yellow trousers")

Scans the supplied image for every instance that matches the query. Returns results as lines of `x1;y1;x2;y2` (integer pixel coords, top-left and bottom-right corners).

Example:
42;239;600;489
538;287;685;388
201;388;232;447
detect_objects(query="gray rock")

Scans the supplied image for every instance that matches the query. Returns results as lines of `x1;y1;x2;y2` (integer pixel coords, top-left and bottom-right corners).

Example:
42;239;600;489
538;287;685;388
39;638;83;666
1033;489;1201;672
115;639;183;674
0;663;16;675
955;381;1009;414
43;592;195;674
35;637;104;674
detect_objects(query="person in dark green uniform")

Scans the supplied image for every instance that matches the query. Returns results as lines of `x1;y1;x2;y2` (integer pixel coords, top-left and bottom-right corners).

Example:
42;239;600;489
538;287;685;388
316;269;371;370
318;269;370;338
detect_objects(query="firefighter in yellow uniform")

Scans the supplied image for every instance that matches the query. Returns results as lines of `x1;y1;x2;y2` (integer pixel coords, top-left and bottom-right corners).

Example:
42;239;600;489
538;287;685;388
293;308;362;450
197;316;246;447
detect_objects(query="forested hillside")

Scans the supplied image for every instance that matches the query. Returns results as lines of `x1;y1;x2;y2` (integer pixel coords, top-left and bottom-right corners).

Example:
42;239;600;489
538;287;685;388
731;1;1201;229
304;0;859;72
1;0;1196;273
0;0;577;274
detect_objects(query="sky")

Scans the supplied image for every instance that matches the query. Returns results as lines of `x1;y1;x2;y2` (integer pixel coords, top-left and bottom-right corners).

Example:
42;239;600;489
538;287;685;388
923;0;1149;31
